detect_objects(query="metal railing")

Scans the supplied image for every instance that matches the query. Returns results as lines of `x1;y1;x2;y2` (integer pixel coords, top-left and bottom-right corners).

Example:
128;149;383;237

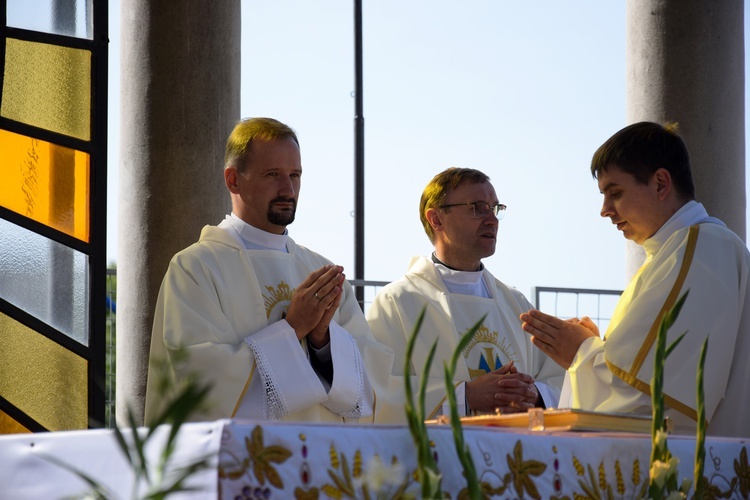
349;279;390;314
532;286;623;335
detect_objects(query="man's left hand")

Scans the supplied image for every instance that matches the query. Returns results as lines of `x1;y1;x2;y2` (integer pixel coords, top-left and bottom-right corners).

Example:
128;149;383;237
493;372;540;413
519;310;598;369
308;284;342;348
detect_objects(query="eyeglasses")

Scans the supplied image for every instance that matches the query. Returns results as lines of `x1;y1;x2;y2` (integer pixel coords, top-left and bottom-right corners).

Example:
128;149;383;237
438;201;507;219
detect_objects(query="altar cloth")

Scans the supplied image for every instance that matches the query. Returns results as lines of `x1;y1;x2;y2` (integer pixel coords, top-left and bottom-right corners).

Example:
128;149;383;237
0;419;747;499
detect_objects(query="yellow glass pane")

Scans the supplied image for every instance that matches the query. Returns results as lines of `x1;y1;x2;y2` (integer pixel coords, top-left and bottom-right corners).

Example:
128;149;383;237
1;38;91;141
0;129;90;242
0;408;31;435
0;312;88;431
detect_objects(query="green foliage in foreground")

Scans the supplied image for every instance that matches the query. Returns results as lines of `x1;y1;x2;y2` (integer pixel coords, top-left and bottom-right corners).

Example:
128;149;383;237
403;307;484;499
648;290;709;500
39;354;214;500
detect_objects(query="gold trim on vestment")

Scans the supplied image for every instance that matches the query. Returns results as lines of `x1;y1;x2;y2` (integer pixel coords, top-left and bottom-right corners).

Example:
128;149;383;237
605;359;699;422
630;225;700;375
232;360;256;418
427;380;463;420
369;388;377;424
605;225;701;422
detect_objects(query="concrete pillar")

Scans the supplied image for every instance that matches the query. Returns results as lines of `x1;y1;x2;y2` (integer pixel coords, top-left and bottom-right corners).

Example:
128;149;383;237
117;1;240;425
625;0;745;278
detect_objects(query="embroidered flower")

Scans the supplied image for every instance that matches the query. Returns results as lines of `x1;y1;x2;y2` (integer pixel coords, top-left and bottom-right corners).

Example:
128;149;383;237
354;454;405;493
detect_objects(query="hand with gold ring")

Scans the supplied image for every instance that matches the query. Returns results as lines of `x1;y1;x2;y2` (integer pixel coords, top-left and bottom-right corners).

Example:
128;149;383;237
286;265;345;344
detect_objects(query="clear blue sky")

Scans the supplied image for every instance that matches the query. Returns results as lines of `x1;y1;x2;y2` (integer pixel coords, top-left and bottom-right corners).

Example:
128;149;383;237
104;1;748;301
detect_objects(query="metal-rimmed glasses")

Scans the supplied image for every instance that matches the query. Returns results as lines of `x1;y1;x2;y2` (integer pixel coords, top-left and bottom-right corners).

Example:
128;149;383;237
438;201;507;219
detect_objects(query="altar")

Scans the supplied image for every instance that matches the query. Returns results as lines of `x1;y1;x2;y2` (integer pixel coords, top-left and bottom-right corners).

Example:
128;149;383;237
0;420;747;499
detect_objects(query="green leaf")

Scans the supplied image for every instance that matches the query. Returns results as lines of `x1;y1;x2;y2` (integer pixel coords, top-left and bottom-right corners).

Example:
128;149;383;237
451;316;486;371
694;336;709;500
443;315;485;500
33;452;113;499
664;332;687;359
661;290;689;332
418;340;439;421
403;306;443;499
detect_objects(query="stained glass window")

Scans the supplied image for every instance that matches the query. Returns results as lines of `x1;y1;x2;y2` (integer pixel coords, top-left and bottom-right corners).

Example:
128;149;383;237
0;0;107;433
7;0;93;39
0;129;90;241
1;38;92;141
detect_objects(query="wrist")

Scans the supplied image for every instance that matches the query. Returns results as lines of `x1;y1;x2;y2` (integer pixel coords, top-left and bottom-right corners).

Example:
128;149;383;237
308;328;330;349
284;317;307;341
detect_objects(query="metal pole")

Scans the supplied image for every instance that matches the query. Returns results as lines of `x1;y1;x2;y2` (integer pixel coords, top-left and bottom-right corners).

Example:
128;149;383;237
354;0;365;310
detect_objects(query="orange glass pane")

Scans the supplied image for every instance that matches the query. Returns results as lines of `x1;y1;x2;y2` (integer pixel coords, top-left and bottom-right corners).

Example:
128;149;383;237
0;408;31;435
0;312;88;431
1;38;91;141
0;129;90;242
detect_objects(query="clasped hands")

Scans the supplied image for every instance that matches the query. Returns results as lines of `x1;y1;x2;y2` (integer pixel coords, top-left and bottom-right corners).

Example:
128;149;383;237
465;361;540;414
286;265;344;348
519;310;599;369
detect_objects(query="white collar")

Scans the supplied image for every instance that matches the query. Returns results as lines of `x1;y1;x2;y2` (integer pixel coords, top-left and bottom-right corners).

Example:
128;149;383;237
219;213;289;252
643;201;725;257
431;257;491;298
434;261;485;287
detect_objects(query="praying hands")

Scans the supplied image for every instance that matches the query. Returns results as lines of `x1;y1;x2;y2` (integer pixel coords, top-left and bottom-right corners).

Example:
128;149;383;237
519;311;599;369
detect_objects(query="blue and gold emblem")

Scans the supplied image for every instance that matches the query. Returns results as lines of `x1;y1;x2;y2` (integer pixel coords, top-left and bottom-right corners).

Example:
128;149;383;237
461;324;516;379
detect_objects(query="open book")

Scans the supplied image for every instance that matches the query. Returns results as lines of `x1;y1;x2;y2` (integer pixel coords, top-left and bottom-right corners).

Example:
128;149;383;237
440;409;653;433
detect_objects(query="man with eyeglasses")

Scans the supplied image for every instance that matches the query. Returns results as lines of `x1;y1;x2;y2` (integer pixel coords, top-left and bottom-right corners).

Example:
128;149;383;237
367;167;564;423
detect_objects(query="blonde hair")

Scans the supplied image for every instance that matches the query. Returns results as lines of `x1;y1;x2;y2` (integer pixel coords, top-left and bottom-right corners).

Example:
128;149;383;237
419;167;490;241
224;117;299;172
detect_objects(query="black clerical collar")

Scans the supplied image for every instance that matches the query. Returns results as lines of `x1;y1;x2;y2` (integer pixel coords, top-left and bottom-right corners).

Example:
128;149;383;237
431;252;484;272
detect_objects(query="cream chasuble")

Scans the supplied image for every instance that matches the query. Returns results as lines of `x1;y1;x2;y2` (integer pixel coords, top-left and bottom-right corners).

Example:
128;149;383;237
367;256;564;424
563;202;750;437
145;224;393;425
236;250;370;420
446;293;521;380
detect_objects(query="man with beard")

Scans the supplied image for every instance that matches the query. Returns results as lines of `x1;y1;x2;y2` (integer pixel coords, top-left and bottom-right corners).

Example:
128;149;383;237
366;167;564;423
144;117;393;424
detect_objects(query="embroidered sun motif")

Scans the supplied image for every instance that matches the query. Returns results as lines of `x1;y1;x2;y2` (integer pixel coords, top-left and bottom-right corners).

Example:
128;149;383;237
461;324;497;354
263;280;295;319
460;324;517;379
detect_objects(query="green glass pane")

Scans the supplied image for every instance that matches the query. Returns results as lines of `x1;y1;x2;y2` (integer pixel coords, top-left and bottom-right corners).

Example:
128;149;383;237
0;312;88;431
0;129;90;242
1;38;91;141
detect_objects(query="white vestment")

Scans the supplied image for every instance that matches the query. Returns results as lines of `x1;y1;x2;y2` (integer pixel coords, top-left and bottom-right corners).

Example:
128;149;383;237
366;256;565;424
144;224;393;424
563;202;750;437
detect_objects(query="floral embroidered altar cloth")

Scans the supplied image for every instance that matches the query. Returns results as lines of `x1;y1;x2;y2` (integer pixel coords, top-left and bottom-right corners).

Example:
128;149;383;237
0;419;747;498
218;420;749;499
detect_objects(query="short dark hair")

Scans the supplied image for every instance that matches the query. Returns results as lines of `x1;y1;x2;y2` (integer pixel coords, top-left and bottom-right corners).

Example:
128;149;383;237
225;117;299;173
591;121;695;200
419;167;490;241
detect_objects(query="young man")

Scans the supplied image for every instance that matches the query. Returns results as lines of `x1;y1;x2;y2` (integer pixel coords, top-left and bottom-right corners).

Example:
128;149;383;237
144;117;393;424
520;122;750;437
367;167;564;424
